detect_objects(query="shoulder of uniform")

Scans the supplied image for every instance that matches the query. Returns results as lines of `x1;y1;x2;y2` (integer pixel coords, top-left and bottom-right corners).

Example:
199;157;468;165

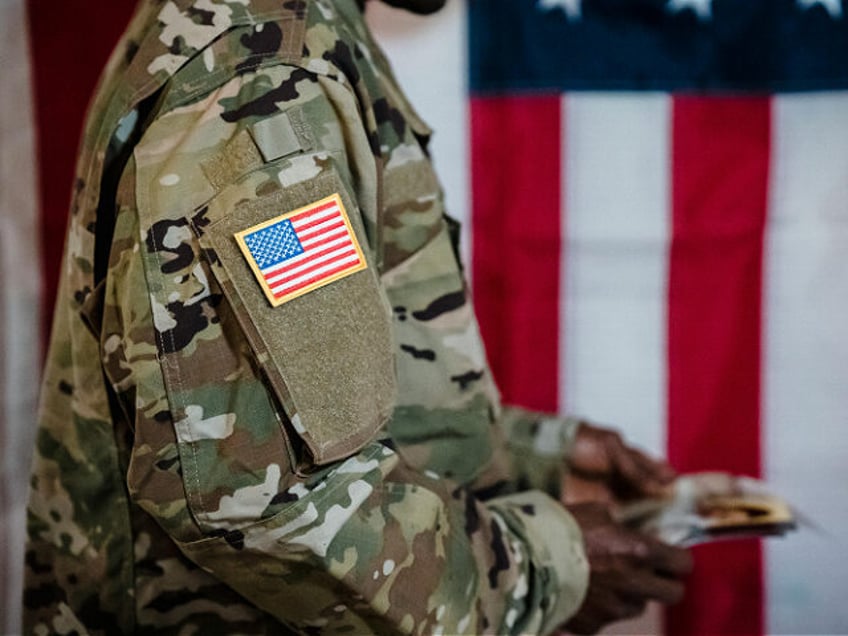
147;0;368;111
119;1;305;107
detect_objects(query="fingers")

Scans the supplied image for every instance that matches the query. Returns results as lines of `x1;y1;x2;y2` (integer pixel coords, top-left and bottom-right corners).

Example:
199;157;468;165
561;473;616;505
569;422;676;500
617;536;691;605
569;424;617;476
566;583;646;635
643;535;694;577
623;447;676;488
632;447;676;482
567;605;644;635
614;567;686;605
595;533;690;604
609;439;675;499
565;503;692;634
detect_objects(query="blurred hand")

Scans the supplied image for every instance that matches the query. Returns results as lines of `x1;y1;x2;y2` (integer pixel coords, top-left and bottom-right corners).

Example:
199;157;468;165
562;422;676;505
563;502;693;635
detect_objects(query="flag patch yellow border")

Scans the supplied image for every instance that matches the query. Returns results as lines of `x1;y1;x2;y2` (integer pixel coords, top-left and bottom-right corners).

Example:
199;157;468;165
234;193;367;307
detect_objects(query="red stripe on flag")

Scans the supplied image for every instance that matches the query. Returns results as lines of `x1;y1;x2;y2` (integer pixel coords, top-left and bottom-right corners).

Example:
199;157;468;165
471;95;562;412
294;199;340;218
297;219;347;242
266;240;352;281
269;247;358;289
273;257;361;298
667;96;770;636
291;205;342;232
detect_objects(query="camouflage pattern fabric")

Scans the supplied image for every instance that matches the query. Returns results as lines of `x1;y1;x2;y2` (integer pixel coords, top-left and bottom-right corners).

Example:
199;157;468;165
24;1;589;634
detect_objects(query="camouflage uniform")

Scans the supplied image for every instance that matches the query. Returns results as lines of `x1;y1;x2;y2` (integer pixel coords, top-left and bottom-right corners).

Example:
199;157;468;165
24;1;589;634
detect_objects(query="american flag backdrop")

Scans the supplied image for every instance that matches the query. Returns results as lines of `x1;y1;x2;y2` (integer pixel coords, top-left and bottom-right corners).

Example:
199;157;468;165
2;1;847;634
468;0;848;634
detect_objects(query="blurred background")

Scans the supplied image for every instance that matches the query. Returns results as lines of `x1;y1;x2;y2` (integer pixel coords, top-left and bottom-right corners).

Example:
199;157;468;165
2;0;847;634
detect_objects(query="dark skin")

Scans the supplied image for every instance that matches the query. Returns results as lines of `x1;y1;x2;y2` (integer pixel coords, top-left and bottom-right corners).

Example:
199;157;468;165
563;502;692;635
560;423;692;633
564;421;677;505
366;2;692;631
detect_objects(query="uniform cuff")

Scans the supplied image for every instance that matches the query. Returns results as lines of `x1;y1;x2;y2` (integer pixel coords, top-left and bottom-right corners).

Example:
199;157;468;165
489;490;589;634
500;408;583;499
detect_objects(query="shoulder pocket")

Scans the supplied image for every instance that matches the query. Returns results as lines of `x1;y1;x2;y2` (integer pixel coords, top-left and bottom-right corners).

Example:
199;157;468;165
195;169;396;465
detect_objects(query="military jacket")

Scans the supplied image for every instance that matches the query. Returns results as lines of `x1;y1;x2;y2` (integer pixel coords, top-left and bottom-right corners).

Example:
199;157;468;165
24;1;588;634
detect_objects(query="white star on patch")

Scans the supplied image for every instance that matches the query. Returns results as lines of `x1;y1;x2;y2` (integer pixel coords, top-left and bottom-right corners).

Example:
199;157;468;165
537;0;582;21
798;0;843;18
666;0;713;20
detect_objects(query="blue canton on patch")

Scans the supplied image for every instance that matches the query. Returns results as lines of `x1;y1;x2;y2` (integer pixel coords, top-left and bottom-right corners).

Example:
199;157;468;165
243;219;304;270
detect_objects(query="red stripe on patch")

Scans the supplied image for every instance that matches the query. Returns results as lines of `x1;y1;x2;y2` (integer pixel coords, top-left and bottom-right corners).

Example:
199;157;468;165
270;247;359;289
273;256;361;298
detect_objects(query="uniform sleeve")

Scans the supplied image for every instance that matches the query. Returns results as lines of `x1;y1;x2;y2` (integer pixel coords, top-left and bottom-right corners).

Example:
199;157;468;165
102;62;588;635
498;407;583;500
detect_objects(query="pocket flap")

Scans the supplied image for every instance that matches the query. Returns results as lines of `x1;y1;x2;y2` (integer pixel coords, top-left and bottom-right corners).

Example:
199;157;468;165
197;170;396;464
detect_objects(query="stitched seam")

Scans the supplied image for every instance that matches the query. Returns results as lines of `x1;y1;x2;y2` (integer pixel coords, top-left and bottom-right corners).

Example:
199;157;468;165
141;176;207;526
125;12;305;107
177;443;392;548
163;54;314;111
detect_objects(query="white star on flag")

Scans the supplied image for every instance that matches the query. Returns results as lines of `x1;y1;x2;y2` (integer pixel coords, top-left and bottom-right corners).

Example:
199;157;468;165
797;0;843;18
666;0;713;20
537;0;582;21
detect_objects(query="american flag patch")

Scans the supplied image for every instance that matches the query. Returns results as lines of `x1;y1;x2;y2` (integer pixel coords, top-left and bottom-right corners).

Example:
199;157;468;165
234;194;367;306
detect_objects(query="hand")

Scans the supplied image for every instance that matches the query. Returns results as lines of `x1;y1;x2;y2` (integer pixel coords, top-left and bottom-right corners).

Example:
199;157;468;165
563;422;676;505
564;502;692;635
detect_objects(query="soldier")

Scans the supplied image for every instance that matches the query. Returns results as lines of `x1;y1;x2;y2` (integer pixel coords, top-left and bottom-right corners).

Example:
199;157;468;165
24;0;691;633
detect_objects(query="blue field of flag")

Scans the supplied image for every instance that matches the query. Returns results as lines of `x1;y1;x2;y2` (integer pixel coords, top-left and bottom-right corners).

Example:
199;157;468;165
469;0;848;94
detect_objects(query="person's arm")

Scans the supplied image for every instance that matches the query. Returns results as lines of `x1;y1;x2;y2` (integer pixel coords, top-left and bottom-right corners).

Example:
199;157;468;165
110;206;589;635
495;409;692;634
103;62;589;635
498;406;676;504
563;502;692;635
495;407;583;497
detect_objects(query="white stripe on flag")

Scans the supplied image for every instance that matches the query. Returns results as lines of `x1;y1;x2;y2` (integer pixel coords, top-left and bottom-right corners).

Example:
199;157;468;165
299;226;346;250
764;92;848;635
263;232;350;280
296;220;346;243
560;93;670;458
292;207;341;233
270;251;360;296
